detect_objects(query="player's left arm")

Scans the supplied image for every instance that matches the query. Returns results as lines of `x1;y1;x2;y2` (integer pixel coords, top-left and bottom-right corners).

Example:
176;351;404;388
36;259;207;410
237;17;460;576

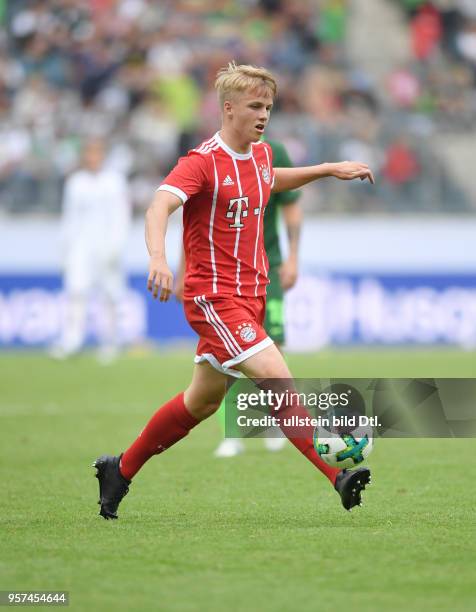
279;201;302;290
272;161;375;193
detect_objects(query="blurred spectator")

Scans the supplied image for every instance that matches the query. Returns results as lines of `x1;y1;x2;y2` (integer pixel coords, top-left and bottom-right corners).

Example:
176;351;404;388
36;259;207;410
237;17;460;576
382;137;420;185
387;65;421;108
50;138;131;363
128;93;179;170
410;3;442;60
455;20;476;67
0;0;473;216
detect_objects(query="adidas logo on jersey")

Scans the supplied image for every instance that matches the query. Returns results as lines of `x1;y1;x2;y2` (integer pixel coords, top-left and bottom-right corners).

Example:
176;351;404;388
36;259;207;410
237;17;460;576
222;175;234;186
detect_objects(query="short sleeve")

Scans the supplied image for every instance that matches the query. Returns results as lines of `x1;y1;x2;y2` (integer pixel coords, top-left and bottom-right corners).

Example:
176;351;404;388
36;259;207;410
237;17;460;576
157;153;209;204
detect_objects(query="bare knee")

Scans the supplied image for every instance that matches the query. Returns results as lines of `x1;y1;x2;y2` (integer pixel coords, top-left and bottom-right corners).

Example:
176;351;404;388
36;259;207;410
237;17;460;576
183;361;227;420
184;392;223;420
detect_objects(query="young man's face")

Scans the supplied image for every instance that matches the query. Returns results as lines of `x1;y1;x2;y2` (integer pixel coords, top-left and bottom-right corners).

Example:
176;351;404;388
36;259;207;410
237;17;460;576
225;87;274;142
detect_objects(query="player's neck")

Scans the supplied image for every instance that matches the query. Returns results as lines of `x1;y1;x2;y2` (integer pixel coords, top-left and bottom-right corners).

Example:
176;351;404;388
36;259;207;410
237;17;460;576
218;128;252;155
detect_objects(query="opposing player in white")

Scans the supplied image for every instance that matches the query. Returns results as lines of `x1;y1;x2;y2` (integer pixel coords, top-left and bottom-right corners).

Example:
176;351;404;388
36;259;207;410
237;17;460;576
51;139;131;363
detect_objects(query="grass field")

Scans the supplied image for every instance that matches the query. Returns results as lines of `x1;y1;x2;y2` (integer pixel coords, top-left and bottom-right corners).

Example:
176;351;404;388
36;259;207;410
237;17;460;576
1;349;475;611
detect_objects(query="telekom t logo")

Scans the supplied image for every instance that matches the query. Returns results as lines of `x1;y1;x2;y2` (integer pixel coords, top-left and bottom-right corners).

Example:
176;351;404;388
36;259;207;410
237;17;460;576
226;197;259;228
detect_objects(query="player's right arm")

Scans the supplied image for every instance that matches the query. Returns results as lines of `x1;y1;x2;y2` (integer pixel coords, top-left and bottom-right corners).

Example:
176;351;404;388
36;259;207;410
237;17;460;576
273;162;375;192
146;151;208;301
145;190;182;302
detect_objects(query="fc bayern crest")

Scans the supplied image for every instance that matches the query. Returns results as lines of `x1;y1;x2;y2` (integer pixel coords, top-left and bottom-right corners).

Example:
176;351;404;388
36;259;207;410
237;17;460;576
260;164;271;184
236;322;257;343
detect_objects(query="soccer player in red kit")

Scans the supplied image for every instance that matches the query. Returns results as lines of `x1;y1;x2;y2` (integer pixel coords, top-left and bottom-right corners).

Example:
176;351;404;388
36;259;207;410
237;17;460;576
93;63;375;519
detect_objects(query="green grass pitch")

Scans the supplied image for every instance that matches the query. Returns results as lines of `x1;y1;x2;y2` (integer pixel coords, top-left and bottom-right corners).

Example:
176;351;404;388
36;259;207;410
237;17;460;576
1;349;475;611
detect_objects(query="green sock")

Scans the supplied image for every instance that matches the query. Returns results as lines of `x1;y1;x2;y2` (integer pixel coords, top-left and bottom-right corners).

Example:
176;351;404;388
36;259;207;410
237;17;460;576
216;398;226;436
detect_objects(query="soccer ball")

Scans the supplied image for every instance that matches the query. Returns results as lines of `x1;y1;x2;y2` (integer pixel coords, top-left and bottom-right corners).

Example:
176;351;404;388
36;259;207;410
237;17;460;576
313;424;373;470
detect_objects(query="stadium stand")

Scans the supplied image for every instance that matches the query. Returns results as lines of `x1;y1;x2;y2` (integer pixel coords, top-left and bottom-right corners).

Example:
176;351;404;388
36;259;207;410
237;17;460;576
0;0;473;215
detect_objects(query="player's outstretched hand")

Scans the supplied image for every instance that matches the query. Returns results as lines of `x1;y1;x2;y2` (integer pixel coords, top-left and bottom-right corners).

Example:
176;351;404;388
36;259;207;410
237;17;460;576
330;161;375;184
147;256;173;302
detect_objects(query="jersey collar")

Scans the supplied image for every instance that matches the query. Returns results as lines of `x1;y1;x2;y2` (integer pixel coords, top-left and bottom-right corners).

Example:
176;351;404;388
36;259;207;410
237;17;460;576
215;132;253;160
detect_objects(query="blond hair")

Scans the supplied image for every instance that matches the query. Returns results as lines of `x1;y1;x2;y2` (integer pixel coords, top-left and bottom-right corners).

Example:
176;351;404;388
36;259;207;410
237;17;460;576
215;61;277;107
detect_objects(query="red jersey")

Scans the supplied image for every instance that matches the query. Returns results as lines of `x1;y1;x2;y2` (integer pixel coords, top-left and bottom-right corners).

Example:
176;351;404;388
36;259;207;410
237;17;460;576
158;132;274;298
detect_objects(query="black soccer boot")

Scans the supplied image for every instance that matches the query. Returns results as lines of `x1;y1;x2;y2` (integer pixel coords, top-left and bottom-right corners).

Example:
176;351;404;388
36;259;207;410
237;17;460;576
93;454;131;520
334;467;371;511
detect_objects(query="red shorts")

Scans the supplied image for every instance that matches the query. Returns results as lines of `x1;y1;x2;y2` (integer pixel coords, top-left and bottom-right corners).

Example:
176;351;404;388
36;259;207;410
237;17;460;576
183;294;273;377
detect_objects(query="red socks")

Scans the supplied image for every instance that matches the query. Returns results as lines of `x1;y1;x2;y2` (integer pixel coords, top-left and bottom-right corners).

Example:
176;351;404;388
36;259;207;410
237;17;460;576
119;390;338;486
287;436;339;485
120;393;198;480
275;400;340;485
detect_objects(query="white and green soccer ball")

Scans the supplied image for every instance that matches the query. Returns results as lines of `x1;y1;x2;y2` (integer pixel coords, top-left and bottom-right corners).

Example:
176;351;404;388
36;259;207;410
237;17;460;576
313;424;373;470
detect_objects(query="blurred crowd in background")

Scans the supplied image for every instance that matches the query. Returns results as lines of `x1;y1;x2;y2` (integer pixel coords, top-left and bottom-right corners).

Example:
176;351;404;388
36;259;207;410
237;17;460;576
0;0;475;216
